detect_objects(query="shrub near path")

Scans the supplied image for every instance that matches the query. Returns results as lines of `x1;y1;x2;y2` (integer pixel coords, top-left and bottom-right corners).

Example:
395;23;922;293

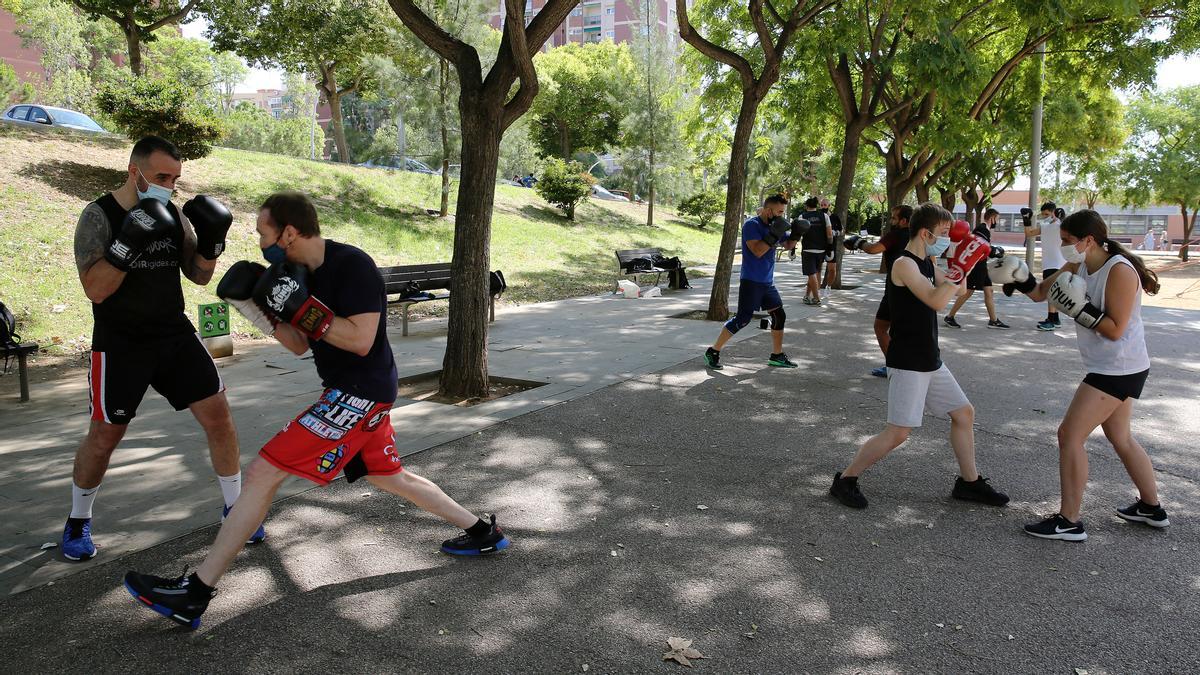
0;126;720;369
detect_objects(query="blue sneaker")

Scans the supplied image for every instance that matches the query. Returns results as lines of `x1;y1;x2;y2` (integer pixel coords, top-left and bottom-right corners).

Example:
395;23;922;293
1036;320;1058;331
62;517;97;561
124;569;214;630
870;365;888;378
441;514;510;556
222;505;266;544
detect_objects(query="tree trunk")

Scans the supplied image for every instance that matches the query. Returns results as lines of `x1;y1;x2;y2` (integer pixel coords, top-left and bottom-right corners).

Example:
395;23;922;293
961;189;980;226
123;22;143;76
833;118;866;227
647;145;655;227
1180;205;1194;262
939;188;956;212
706;89;761;322
438;99;502;399
439;58;451;218
558;122;571;159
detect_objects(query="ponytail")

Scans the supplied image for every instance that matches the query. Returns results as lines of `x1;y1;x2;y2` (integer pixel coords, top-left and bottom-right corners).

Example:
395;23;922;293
1061;210;1160;295
1101;239;1160;295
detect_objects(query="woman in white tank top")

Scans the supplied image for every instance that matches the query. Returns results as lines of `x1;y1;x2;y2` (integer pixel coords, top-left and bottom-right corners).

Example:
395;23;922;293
1003;210;1167;542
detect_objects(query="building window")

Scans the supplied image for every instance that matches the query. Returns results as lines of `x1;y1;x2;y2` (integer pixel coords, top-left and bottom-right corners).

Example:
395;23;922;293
569;27;581;34
606;30;614;38
1108;215;1149;236
572;8;582;15
606;6;613;13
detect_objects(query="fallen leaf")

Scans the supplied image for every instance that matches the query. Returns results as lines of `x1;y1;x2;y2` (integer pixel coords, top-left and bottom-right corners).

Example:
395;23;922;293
1089;570;1099;576
1075;669;1089;675
51;304;67;313
429;600;437;606
1007;635;1015;640
663;637;707;667
925;523;934;529
696;505;709;510
610;550;618;557
617;543;625;549
40;542;57;550
582;665;589;672
935;623;945;628
954;625;963;631
437;629;446;635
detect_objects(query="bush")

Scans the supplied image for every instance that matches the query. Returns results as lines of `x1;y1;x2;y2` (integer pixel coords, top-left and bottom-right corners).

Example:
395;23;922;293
221;103;325;158
678;190;725;229
95;78;224;160
535;157;595;220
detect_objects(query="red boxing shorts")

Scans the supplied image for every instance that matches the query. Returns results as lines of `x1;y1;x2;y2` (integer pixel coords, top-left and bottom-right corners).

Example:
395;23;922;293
260;388;403;486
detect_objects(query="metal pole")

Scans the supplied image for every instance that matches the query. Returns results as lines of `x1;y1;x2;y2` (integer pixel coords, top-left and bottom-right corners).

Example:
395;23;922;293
1026;42;1045;269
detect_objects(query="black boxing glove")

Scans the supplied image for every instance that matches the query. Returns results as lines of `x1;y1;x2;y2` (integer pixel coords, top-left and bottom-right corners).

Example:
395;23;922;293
105;198;176;271
843;234;862;251
253;261;334;340
1019;207;1032;229
184;195;233;260
217;261;278;335
762;215;791;246
988;245;1006;259
789;217;811;241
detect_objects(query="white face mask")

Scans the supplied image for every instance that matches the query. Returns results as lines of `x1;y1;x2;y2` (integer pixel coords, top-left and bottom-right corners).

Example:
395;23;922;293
926;235;951;257
1061;241;1086;264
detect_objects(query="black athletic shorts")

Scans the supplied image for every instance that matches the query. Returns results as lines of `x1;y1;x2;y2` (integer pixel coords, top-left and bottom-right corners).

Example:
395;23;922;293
875;293;890;322
966;258;991;290
1041;268;1059;281
1083;369;1149;401
89;333;224;425
801;251;825;276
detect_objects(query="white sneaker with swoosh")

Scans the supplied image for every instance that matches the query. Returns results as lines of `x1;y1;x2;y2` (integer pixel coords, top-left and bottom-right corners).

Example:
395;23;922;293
1116;500;1170;528
1024;514;1087;541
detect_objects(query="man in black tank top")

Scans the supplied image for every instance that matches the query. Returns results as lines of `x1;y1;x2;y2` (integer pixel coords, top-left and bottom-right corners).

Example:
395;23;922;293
830;204;1011;510
62;136;256;562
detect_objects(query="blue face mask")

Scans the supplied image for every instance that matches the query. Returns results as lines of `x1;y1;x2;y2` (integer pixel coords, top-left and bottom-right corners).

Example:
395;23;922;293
136;169;173;205
926;235;951;257
261;241;287;265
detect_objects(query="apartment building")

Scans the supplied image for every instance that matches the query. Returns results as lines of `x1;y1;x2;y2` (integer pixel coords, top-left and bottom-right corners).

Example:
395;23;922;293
487;0;689;50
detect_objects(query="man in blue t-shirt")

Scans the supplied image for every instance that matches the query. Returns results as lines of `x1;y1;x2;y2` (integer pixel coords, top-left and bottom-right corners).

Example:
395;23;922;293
704;194;799;370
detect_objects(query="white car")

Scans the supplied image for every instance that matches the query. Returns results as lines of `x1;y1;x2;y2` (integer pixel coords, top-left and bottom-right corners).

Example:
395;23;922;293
592;184;630;202
1;104;107;134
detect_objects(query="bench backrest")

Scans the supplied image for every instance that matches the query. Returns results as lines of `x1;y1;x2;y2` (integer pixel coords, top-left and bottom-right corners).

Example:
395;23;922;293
616;247;662;272
379;263;453;295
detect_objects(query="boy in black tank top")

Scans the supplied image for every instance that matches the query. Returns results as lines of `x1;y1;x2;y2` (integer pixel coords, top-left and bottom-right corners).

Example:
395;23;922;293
830;204;1010;509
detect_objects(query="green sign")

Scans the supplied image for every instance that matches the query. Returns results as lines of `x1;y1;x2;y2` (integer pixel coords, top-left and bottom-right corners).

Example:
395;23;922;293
199;302;230;338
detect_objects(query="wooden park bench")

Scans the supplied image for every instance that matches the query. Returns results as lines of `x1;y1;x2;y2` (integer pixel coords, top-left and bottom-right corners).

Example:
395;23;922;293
379;263;504;337
1;342;38;402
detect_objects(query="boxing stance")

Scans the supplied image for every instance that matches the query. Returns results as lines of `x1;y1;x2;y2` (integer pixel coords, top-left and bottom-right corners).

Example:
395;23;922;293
1022;202;1067;331
990;210;1167;541
830;203;1009;509
64;135;258;561
124;191;508;629
798;197;832;306
943;209;1010;329
844;204;912;377
705;194;799;370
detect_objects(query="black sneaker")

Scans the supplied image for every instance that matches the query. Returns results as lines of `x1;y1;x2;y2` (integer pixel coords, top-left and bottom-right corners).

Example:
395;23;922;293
1116;500;1170;528
767;352;798;368
1023;514;1087;542
987;319;1010;329
943;315;962;328
703;348;723;370
951;475;1010;506
830;472;868;509
441;514;510;556
124;569;215;629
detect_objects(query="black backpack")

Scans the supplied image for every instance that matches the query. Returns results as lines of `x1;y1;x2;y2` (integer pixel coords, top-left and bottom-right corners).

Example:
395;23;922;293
489;270;507;296
0;301;21;375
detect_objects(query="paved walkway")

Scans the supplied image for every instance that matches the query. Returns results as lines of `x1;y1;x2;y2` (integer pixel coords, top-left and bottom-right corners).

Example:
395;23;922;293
0;258;831;594
1;254;1198;673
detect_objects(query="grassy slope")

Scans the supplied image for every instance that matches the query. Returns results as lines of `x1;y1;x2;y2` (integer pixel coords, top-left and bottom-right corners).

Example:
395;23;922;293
0;126;720;355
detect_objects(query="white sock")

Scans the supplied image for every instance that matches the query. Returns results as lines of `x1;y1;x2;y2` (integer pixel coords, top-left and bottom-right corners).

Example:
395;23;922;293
218;472;242;508
70;482;99;519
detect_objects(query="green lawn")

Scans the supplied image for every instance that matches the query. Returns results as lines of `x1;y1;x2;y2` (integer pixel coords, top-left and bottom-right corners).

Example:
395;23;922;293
0;126;720;355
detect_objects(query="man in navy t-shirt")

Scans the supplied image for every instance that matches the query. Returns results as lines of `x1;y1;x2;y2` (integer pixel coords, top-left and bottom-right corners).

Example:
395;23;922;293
704;194;799;370
124;191;509;630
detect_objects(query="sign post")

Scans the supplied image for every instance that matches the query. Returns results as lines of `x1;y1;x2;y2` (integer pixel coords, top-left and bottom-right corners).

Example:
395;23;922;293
199;301;233;358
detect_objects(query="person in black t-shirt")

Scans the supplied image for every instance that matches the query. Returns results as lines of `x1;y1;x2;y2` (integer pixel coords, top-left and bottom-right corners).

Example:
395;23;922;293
943;208;1010;329
124;191;508;629
63;135;253;562
843;204;912;377
799;197;831;305
830;203;1010;510
818;197;843;289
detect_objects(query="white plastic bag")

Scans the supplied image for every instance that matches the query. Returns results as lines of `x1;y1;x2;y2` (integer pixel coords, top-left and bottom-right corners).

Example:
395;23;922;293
616;279;640;298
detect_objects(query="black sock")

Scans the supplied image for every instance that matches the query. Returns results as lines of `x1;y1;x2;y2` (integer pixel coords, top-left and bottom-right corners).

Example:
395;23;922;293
706;347;719;356
186;572;215;598
465;518;490;538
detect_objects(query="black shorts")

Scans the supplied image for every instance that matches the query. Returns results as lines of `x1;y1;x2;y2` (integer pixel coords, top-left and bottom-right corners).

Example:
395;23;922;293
89;333;224;425
1083;370;1149;401
875;293;890;322
1041;268;1059;281
801;252;825;276
966;260;991;290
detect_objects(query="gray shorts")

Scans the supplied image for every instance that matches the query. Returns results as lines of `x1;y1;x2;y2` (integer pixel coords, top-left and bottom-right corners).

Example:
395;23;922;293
886;365;970;428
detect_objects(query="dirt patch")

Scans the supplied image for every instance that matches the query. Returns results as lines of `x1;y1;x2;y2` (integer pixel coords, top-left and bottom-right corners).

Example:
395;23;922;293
396;370;545;407
1143;258;1200;310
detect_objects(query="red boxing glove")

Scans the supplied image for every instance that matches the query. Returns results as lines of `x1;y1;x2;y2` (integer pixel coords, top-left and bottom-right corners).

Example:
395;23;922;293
949;219;971;243
944;233;991;284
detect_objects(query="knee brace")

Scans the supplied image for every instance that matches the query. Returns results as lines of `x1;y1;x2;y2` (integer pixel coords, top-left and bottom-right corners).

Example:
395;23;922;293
768;307;786;331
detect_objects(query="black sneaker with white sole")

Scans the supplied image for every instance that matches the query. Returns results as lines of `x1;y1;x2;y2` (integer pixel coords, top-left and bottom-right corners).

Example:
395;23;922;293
124;569;216;629
829;472;868;509
1116;500;1170;528
951;475;1010;506
1023;514;1087;542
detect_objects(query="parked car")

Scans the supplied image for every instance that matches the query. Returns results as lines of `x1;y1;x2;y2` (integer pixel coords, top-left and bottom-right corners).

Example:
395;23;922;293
1;104;107;134
609;189;645;204
357;156;438;174
592;184;630;202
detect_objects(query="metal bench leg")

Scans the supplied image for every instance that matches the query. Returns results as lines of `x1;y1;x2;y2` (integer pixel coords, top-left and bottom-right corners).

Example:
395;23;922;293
402;305;410;337
489;296;495;323
17;351;29;402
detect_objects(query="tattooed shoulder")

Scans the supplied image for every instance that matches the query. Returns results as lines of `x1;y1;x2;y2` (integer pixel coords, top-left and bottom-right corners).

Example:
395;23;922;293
74;203;110;274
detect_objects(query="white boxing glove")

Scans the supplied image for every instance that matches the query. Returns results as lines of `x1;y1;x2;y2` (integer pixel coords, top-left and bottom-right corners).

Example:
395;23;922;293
989;255;1037;296
1047;272;1105;329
